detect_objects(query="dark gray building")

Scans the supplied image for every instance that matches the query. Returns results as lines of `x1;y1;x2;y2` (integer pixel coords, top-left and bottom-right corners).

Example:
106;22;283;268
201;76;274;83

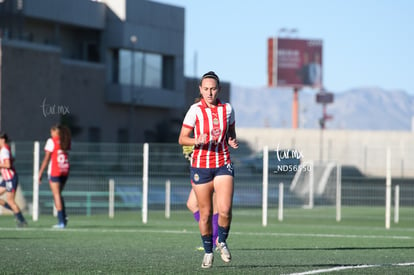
0;0;193;143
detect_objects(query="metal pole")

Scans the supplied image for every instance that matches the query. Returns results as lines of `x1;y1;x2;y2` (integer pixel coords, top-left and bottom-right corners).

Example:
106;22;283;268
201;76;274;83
109;179;115;218
394;185;400;224
165;179;171;219
278;183;284;221
336;164;342;222
385;147;391;229
262;146;269;227
308;160;314;209
292;87;299;129
142;143;149;224
32;141;40;221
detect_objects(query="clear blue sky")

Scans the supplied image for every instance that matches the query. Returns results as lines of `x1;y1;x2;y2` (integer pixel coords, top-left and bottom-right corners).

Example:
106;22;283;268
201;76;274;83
155;0;414;94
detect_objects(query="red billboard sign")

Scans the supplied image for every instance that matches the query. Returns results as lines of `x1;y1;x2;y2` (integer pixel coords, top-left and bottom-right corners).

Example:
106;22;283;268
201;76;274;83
268;38;323;88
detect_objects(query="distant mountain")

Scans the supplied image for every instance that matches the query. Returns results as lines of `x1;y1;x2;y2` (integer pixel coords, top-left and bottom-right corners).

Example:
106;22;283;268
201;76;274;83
230;86;414;131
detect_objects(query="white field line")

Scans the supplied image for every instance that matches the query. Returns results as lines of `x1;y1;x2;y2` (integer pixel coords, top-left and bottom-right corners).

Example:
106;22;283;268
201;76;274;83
0;227;413;240
239;231;414;240
284;262;414;275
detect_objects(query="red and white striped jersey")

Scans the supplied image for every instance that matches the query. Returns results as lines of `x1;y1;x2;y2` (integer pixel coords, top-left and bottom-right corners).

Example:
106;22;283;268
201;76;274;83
182;99;235;168
0;144;16;180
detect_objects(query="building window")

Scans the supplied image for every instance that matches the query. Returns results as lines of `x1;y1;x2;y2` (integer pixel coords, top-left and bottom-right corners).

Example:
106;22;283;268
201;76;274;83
88;127;101;143
144;52;162;88
112;50;119;83
85;42;100;62
88;127;101;153
117;128;129;143
113;49;173;90
162;55;175;90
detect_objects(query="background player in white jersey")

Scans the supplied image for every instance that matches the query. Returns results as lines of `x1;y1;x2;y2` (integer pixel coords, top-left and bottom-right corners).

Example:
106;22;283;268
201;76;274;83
179;71;239;268
0;133;28;227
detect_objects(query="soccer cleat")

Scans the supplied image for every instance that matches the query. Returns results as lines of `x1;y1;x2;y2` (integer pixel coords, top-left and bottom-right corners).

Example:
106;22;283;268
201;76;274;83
52;223;66;229
195;246;204;251
16;220;28;228
201;253;214;268
217;242;231;263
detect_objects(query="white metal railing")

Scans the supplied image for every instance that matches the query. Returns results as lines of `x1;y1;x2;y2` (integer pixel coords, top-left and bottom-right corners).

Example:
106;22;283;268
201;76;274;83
1;141;411;229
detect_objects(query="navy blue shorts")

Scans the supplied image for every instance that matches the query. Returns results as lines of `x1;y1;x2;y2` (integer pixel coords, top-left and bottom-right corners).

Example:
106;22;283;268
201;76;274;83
49;175;68;184
0;174;18;192
190;163;234;185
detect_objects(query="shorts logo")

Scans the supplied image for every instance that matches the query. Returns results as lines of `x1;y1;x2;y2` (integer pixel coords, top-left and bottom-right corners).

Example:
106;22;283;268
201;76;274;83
6;180;13;191
193;173;200;182
226;163;233;173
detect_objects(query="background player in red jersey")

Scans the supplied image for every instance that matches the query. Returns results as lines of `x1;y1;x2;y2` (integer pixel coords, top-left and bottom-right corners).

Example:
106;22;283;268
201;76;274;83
0;133;28;227
179;71;239;268
38;124;71;228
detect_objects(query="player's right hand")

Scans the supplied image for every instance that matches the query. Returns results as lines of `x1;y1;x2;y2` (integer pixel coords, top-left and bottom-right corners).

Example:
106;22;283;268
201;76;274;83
195;134;207;146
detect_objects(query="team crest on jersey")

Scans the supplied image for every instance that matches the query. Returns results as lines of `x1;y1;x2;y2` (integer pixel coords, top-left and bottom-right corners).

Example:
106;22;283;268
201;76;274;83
193;173;200;182
213;117;219;126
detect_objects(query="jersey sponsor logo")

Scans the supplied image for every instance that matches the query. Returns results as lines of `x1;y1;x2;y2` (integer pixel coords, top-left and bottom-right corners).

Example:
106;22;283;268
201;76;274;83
57;149;69;172
211;128;221;139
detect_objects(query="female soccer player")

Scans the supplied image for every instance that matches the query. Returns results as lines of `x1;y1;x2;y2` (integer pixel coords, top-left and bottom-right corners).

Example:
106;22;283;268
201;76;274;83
0;133;28;227
179;71;239;268
38;124;71;228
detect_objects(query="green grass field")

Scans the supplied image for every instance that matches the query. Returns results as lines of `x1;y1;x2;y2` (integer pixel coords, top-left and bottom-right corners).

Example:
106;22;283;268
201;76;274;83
1;208;413;274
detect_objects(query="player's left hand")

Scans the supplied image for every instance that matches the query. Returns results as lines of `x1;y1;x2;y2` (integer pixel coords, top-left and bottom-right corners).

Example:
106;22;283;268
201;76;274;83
182;145;194;161
228;137;239;149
